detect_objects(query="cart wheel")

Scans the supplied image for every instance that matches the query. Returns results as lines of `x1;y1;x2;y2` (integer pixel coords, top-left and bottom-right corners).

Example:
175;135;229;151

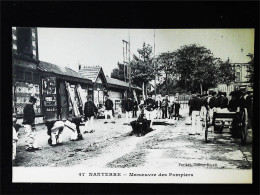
241;109;248;145
204;113;208;143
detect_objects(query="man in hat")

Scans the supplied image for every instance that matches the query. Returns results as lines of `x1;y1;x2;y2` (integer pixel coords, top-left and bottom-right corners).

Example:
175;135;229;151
208;91;217;124
228;91;240;112
22;95;41;151
209;91;217;109
189;93;202;135
124;96;134;125
220;92;228;109
161;96;169;119
173;98;181;120
104;94;115;124
155;95;162;119
132;98;138;118
144;94;156;127
215;91;222;108
84;95;98;132
200;93;209;122
188;94;195;117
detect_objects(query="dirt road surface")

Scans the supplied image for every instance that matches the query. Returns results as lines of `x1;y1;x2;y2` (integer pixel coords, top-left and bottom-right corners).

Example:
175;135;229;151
13;108;252;169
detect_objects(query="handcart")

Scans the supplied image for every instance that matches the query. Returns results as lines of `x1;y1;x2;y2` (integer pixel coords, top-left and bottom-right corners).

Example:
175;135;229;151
201;107;248;144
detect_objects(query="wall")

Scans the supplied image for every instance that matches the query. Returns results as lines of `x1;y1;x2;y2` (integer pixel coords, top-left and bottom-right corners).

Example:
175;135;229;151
108;90;123;110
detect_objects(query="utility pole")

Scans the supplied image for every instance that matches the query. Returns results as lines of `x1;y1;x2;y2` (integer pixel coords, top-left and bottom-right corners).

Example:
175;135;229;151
122;40;129;83
123;37;131;93
128;30;131;93
122;40;126;82
154;29;156;97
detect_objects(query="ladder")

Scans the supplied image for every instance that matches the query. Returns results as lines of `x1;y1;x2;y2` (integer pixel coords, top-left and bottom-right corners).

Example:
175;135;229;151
76;84;88;111
65;81;80;117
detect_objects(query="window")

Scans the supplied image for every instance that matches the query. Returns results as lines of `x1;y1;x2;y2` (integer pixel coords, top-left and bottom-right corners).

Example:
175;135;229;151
236;72;241;82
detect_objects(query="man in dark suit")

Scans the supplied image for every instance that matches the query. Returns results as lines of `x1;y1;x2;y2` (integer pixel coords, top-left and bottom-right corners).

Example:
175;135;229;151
220;92;228;108
104;94;115;124
84;95;98;131
155;95;162;119
23;96;41;151
124;96;134;124
174;100;181;120
132;98;138;118
144;95;156;127
161;96;168;119
189;94;202;135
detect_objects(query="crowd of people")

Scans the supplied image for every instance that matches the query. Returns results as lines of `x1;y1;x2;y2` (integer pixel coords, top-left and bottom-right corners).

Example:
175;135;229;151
12;89;253;161
12;93;182;160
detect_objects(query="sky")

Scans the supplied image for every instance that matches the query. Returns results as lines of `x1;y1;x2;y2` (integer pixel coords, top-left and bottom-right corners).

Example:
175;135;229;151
37;28;255;76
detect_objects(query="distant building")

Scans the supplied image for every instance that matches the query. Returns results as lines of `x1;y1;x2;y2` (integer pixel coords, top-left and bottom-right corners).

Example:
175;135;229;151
216;62;252;95
78;65;108;105
106;77;141;110
79;65;141;110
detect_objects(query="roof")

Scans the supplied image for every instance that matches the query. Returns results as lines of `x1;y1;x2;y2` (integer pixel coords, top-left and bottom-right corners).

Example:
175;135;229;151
39;61;91;83
79;65;107;85
106;77;142;91
106;77;130;88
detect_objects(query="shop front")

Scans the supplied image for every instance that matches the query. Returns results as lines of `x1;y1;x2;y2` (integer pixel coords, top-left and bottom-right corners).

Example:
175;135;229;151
39;61;92;122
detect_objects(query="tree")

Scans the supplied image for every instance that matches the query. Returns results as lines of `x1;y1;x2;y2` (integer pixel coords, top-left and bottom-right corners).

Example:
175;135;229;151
215;58;236;87
156;52;177;95
111;62;126;81
174;44;217;94
130;43;155;88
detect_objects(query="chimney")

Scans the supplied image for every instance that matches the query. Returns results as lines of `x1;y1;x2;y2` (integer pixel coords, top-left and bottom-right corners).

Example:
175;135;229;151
79;64;81;70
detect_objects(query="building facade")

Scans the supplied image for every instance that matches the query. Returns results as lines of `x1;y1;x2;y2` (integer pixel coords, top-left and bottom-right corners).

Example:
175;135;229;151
12;27;43;123
78;65;108;106
216;62;252;96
